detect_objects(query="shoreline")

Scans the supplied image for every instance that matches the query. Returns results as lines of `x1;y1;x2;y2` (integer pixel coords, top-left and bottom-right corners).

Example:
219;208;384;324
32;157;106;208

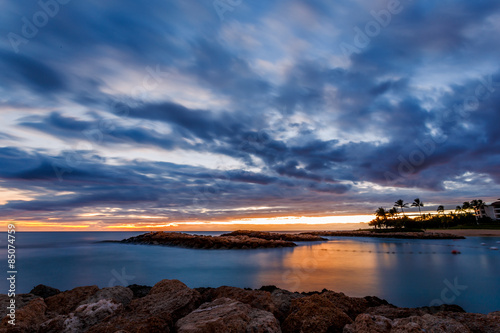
302;230;465;239
427;229;500;237
2;279;499;332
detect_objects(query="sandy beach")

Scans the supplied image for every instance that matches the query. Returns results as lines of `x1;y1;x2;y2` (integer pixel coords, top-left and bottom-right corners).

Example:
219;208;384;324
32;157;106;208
434;229;500;237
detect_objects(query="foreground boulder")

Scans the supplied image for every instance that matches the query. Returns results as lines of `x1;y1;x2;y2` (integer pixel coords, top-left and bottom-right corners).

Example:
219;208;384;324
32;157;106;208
269;288;305;322
435;311;500;333
176;297;281;333
41;299;122;333
344;312;498;333
202;286;277;315
0;279;498;333
321;291;388;320
0;298;47;332
30;285;61;299
83;286;133;307
88;279;201;332
0;293;40;318
366;304;465;319
127;284;152;298
45;286;99;315
343;314;393;333
281;293;352;333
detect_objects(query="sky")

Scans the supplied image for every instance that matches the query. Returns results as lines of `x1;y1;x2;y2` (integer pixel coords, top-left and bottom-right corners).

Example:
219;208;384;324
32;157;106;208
1;0;500;231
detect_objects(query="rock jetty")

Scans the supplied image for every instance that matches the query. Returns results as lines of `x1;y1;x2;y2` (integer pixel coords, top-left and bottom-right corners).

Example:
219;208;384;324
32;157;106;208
302;230;466;239
110;230;464;250
221;230;327;242
115;231;298;249
1;279;498;332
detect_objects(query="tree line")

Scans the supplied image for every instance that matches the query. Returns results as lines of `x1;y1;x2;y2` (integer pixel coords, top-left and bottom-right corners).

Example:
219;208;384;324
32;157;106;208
369;198;489;229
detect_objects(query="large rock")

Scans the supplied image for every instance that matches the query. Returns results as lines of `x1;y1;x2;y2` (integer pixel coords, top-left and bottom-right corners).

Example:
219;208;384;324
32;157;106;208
127;284;152;298
175;297;281;333
40;299;123;333
366;304;465;320
321;291;372;320
45;286;99;315
344;313;477;333
343;313;393;333
270;288;304;322
0;298;47;332
88;279;201;333
30;285;61;299
435;311;500;333
391;314;471;332
204;286;277;315
149;279;191;295
82;286;133;306
363;296;391;308
281;293;352;333
0;293;40;319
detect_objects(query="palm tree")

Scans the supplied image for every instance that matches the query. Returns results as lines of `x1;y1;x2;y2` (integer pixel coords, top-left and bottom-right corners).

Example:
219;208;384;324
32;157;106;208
411;198;424;219
462;201;471;213
375;207;387;219
470;199;484;212
388;207;398;219
437;205;445;215
394;199;409;217
375;207;388;228
455;206;463;215
470;199;485;224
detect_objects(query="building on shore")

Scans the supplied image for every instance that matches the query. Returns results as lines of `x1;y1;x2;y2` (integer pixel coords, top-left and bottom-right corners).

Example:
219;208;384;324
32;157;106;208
475;200;500;221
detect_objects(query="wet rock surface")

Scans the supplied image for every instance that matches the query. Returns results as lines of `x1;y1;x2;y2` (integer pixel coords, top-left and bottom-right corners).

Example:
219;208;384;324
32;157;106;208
0;279;497;333
175;297;281;333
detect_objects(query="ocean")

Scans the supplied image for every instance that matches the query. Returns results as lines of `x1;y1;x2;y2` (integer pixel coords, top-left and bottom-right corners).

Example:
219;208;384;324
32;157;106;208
1;231;499;314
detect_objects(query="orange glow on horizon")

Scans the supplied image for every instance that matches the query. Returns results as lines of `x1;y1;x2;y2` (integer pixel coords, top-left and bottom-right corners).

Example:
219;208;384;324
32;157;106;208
0;215;372;232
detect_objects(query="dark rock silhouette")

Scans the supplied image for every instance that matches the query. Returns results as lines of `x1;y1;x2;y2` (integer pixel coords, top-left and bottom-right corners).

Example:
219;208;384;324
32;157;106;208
1;279;498;333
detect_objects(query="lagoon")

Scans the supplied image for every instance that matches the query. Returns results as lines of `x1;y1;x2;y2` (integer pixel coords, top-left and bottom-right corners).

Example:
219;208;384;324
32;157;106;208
1;231;499;314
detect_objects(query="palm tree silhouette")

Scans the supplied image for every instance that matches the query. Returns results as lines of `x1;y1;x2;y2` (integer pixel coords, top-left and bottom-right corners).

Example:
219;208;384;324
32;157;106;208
394;199;409;217
375;207;388;228
388;207;398;219
411;198;424;219
437;205;445;215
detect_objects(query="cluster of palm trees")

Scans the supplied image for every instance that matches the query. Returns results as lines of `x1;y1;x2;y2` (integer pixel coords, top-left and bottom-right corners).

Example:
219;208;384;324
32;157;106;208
454;200;485;215
371;198;487;229
375;198;425;221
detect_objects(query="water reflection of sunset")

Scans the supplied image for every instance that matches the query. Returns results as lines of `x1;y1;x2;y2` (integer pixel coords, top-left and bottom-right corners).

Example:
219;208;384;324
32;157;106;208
260;241;382;296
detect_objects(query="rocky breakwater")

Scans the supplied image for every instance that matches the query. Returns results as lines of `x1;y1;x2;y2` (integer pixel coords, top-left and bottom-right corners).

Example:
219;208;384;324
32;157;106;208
221;230;327;242
114;231;298;249
2;280;499;333
303;230;466;239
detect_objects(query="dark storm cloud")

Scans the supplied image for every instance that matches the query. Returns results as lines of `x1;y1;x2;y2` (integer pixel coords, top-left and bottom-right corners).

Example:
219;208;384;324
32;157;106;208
0;51;65;94
0;147;349;220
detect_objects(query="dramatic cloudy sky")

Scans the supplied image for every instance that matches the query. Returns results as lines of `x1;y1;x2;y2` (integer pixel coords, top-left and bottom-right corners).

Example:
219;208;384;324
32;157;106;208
1;0;500;230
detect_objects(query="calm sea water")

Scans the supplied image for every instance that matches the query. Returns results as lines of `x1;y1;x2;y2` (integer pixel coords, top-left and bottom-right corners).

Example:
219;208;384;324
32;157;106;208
1;232;499;313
